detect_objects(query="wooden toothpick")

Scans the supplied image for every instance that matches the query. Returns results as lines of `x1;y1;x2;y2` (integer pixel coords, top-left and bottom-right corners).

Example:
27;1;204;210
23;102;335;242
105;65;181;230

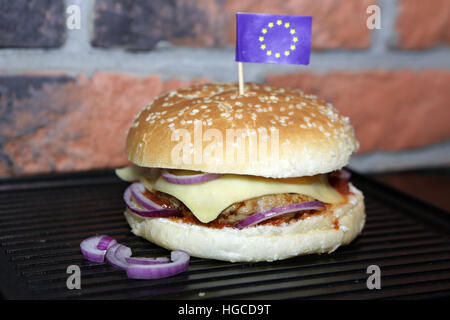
238;62;244;95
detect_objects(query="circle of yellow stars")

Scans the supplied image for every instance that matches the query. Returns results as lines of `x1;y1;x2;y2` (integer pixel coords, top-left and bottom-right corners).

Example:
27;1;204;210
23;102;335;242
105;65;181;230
259;19;299;58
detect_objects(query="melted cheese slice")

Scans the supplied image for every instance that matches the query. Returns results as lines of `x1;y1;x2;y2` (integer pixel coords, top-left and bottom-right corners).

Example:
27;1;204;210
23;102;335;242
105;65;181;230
116;166;345;224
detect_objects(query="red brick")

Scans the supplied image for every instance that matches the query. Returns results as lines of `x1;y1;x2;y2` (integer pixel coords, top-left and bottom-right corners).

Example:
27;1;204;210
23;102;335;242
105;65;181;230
0;73;208;177
92;0;229;50
0;0;65;48
92;0;374;50
266;70;450;153
396;0;450;49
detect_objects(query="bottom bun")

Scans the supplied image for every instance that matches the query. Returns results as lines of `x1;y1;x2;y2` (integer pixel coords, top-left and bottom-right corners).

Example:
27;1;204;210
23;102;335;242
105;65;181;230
124;184;365;262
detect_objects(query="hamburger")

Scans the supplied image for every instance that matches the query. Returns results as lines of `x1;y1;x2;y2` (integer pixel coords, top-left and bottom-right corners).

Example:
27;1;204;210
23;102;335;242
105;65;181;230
116;82;365;262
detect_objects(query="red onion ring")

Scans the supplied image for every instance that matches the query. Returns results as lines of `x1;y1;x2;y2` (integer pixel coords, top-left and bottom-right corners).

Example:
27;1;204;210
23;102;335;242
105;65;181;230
125;256;170;265
82;236;190;280
106;243;132;270
339;169;351;180
129;182;167;211
126;250;190;280
97;235;116;250
123;184;180;217
80;235;117;263
234;201;326;229
161;169;222;185
105;244;174;270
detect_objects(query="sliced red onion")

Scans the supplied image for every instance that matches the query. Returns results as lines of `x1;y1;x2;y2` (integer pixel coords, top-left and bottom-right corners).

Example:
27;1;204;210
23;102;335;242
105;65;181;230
125;256;170;265
106;243;132;270
80;235;117;263
234;201;326;230
161;169;222;185
123;184;180;217
105;243;171;268
126;250;190;280
129;182;167;211
97;235;116;250
81;235;190;280
340;169;351;180
331;169;351;181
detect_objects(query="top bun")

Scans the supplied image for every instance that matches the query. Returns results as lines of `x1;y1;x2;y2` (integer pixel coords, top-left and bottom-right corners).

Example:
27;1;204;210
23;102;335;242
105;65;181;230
126;83;359;178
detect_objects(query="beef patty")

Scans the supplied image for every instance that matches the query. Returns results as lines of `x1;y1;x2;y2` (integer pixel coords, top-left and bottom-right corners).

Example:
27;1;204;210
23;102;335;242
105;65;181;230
150;191;318;225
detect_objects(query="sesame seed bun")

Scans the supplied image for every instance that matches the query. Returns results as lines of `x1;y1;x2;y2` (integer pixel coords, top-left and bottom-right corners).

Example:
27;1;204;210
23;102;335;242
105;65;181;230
125;183;365;262
126;82;359;178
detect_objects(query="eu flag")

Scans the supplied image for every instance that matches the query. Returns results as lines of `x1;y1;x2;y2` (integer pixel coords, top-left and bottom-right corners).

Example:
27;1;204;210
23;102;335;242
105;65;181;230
236;13;312;65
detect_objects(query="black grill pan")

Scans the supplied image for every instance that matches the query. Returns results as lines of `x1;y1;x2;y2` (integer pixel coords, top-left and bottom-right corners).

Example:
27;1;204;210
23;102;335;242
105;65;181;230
0;169;449;300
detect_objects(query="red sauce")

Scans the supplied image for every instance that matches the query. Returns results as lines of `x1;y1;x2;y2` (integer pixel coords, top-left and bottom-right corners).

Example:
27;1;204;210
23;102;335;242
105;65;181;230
143;190;173;208
171;216;233;229
328;171;352;196
332;216;340;230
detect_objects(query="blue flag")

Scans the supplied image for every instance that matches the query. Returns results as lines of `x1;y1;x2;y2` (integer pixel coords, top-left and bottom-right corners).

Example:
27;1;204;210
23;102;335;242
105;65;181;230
235;13;312;65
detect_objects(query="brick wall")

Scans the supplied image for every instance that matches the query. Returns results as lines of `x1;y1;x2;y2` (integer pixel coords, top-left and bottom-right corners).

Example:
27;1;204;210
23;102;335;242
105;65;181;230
0;0;449;176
